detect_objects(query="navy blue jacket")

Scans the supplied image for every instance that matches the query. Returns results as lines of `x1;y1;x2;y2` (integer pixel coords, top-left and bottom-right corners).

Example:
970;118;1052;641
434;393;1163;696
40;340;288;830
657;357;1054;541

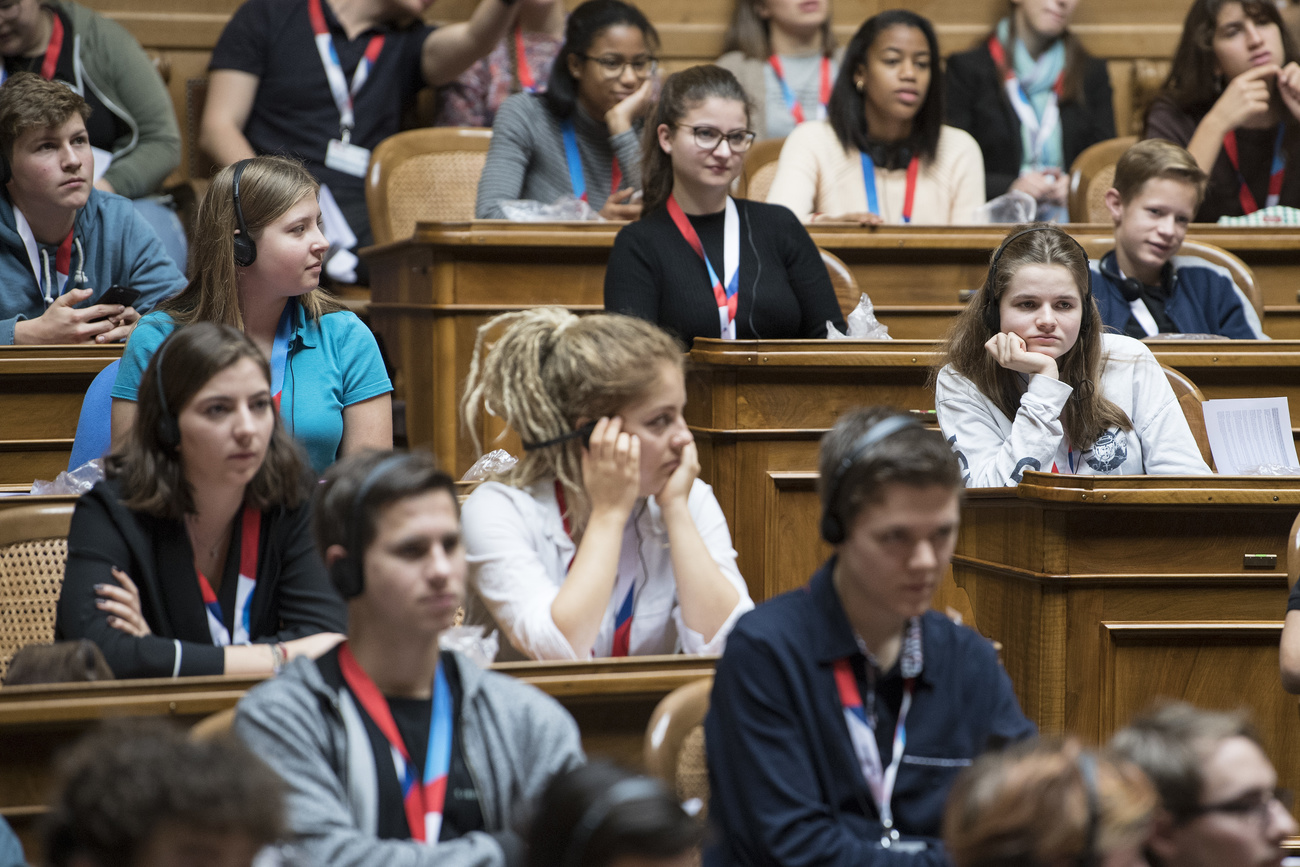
1090;253;1264;340
704;559;1035;867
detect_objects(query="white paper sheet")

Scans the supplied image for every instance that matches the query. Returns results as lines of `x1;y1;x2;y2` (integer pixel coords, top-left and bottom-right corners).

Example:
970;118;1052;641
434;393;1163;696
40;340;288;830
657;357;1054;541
1202;397;1299;474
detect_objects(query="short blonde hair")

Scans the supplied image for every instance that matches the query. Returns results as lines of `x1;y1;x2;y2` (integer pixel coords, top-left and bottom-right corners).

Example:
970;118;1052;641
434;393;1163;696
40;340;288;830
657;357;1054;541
1113;139;1207;207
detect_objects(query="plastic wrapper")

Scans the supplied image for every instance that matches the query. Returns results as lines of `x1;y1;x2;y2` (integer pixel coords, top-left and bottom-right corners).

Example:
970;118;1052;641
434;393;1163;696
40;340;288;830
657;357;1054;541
1239;464;1300;476
827;293;891;340
972;189;1036;224
499;195;599;222
30;459;104;495
462;448;518;481
440;625;500;666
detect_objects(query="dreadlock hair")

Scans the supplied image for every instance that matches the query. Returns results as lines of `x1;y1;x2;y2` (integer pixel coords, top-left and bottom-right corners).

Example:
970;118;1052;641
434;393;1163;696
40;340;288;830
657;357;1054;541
933;224;1132;451
462;308;683;535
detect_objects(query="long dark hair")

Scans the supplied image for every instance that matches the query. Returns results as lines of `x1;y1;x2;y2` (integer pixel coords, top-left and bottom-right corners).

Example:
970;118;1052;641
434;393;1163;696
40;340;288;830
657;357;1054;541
827;10;942;161
108;323;309;520
933;224;1132;450
640;64;752;214
543;0;659;119
1154;0;1300;116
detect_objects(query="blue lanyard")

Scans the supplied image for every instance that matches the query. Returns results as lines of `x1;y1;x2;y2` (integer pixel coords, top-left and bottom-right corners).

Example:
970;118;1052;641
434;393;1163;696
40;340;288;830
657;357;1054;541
861;152;881;217
269;303;294;401
560;119;587;201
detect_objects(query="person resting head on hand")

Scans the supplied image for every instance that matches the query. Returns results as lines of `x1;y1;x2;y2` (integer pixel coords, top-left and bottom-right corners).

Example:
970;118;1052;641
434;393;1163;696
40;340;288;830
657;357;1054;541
56;321;347;679
933;223;1213;487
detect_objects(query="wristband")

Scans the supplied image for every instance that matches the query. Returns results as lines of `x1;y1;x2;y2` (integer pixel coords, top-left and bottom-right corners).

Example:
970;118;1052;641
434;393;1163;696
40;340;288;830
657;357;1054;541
271;642;287;675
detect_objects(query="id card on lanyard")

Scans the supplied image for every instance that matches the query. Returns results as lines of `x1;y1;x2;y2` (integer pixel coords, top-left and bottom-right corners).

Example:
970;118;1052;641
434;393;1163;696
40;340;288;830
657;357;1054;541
560;119;621;202
339;643;454;843
196;506;261;647
768;54;831;124
666;194;740;338
554;480;636;656
309;0;384;178
1224;125;1286;214
986;35;1062;170
860;152;919;223
833;657;914;848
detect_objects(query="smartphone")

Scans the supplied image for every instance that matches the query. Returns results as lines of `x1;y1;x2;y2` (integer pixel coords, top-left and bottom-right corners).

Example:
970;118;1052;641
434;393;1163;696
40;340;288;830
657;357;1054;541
97;285;141;308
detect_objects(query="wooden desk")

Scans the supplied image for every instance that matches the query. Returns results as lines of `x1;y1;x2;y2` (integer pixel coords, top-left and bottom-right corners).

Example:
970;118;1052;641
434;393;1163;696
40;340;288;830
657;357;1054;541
952;473;1299;788
0;655;714;861
0;346;121;486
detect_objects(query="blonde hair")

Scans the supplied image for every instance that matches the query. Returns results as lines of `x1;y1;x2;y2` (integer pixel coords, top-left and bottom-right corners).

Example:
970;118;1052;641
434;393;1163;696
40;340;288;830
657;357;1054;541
944;738;1157;867
160;156;339;328
1112;139;1208;207
462;308;683;534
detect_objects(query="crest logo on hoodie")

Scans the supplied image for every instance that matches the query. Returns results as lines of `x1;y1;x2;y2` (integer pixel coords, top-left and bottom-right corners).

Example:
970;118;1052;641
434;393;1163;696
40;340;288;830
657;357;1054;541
1086;429;1128;472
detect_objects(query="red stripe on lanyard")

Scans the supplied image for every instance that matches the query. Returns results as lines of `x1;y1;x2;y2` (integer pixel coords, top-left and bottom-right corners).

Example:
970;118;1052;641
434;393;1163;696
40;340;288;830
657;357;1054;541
308;0;385;133
1223;127;1286;215
666;194;737;325
514;25;536;92
768;55;833;124
40;14;63;80
902;156;919;224
986;34;1063;96
194;505;260;645
338;643;451;843
54;229;73;284
611;158;622;196
832;657;915;841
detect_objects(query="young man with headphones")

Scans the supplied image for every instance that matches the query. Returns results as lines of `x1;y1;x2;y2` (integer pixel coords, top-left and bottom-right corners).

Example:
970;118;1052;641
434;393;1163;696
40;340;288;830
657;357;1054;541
1091;139;1265;340
704;407;1034;867
234;449;584;867
0;72;185;345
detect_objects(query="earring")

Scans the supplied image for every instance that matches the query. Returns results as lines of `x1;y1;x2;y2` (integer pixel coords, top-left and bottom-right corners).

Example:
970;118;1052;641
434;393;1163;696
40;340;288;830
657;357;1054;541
855;79;864;92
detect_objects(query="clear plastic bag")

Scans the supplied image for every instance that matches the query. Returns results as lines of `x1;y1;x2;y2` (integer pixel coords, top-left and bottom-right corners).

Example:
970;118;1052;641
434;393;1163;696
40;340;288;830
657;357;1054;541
462;448;518;481
972;189;1036;224
499;195;599;222
31;459;104;495
827;294;891;340
440;626;500;666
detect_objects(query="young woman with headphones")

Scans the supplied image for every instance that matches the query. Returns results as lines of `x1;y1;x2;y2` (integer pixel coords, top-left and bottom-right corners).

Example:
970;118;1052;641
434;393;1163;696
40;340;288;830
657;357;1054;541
932;223;1211;487
459;306;753;661
56;322;346;679
109;156;393;475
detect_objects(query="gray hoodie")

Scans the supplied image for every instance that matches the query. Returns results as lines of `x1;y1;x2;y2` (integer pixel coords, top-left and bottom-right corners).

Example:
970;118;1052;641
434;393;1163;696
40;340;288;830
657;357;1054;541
235;651;584;867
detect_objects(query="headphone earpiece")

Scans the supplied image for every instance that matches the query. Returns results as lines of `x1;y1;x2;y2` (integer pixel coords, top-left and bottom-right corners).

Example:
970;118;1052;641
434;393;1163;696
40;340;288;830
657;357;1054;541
331;454;411;600
1098;251;1143;302
863;138;913;171
231;159;257;268
820;415;921;544
153;335;180;451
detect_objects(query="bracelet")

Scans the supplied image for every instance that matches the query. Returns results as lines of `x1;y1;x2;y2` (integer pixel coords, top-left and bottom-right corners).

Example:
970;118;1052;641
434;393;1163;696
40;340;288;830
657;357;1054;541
270;642;287;675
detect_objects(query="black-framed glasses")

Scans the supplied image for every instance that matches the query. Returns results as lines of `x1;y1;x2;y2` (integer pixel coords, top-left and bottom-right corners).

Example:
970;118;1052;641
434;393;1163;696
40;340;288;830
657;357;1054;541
580;54;658;78
675;125;756;153
1184;787;1293;827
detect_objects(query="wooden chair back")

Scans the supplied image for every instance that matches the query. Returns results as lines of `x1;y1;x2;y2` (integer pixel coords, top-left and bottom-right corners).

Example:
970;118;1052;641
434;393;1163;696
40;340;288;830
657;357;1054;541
1161;364;1215;471
738;137;785;203
191;707;237;741
644;676;713;816
820;248;861;320
367;127;493;245
0;503;75;681
1067;136;1137;223
1288;510;1300;592
1079;236;1264;326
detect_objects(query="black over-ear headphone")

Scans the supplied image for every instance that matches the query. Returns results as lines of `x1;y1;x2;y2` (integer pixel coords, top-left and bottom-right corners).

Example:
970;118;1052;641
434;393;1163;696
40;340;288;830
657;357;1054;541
560;778;666;867
983;226;1090;334
1097;249;1173;304
863;138;914;171
231;159;257;268
330;454;412;600
820;414;921;545
154;333;180;450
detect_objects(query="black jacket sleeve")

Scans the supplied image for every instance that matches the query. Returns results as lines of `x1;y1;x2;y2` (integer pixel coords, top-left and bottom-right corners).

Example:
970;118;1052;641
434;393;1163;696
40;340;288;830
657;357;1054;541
604;220;665;326
944;47;1021;200
775;205;846;337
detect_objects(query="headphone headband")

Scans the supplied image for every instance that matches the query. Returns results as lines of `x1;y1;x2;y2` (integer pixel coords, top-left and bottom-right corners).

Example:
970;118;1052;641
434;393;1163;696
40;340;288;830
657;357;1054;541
331;454;412;599
231;159;257;268
984;226;1090;333
560;778;667;867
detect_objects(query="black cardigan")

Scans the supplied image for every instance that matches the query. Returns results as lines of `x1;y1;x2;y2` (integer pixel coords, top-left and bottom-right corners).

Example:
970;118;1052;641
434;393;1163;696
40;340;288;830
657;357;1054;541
944;43;1116;200
56;479;346;679
603;198;846;348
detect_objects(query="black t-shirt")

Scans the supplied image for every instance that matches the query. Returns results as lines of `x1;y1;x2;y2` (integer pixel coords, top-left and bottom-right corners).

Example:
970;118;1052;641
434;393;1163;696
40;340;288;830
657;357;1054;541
317;647;485;841
3;6;128;155
208;0;433;246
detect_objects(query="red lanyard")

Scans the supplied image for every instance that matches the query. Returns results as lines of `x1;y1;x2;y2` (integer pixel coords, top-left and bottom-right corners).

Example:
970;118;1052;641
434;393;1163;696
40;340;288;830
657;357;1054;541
860;152;920;223
338;643;454;843
833;658;914;842
985;34;1062;96
1223;126;1286;214
195;506;261;647
307;0;385;140
514;26;536;92
40;14;63;80
666;194;740;334
768;54;831;124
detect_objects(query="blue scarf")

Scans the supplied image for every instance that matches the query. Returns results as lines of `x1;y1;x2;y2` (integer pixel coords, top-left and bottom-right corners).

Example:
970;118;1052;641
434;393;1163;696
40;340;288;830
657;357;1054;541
997;17;1066;173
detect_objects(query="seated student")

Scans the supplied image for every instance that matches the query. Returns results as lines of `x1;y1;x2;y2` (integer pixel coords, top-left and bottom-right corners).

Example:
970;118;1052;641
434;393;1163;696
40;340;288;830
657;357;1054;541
604;64;845;347
460;307;753;660
203;0;526;283
436;0;566;127
706;406;1036;867
1092;140;1266;339
0;0;186;271
45;720;285;867
475;0;657;220
766;10;984;225
528;763;701;867
944;738;1156;867
715;0;840;141
934;224;1212;487
1144;0;1300;222
235;449;584;865
56;323;347;679
1109;702;1298;867
945;0;1115;218
110;156;393;475
0;72;185;346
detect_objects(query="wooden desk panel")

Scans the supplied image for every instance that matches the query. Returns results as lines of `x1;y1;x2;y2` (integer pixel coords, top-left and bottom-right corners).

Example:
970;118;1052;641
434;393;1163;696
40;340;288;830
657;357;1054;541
0;346;121;486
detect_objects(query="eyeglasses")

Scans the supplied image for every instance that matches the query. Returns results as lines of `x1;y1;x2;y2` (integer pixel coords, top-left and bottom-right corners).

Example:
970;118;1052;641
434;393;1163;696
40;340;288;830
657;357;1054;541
1185;787;1294;828
675;125;757;153
580;54;658;78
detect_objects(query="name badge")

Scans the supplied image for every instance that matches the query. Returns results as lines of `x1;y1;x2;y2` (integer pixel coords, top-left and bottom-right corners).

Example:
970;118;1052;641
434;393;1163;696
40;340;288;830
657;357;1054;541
325;138;371;178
